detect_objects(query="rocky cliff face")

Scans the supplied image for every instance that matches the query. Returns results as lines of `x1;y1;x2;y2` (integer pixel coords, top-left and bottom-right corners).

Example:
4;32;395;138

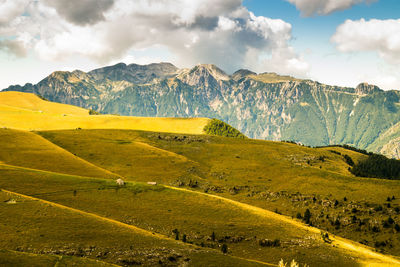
4;62;400;158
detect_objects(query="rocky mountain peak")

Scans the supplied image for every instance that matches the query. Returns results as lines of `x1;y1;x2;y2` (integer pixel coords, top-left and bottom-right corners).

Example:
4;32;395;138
177;64;230;86
355;82;381;95
88;62;178;84
193;64;230;80
231;69;257;81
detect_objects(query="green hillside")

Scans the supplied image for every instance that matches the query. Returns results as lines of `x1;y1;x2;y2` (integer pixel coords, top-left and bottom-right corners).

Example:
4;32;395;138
0;126;399;265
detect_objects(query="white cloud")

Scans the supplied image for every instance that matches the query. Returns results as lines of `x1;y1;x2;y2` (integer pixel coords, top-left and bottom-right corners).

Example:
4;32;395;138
332;18;400;64
0;0;309;85
330;18;400;90
0;0;28;27
286;0;376;16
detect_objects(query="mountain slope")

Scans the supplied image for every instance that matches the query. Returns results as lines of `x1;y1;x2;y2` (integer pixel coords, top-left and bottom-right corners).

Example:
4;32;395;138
4;62;400;158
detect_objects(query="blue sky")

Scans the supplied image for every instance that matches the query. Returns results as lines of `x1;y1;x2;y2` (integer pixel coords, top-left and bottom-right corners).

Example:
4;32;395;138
243;0;400;89
0;0;399;90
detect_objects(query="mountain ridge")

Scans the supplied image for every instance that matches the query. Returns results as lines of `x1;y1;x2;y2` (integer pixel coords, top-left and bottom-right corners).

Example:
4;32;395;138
4;62;400;158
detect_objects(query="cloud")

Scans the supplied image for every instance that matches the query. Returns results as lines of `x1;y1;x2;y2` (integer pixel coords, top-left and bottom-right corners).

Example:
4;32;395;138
0;0;28;27
332;19;400;64
0;39;27;57
0;0;309;78
286;0;376;16
42;0;115;26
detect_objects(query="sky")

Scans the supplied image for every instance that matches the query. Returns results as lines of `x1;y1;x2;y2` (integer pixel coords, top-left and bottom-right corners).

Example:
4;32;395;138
0;0;399;90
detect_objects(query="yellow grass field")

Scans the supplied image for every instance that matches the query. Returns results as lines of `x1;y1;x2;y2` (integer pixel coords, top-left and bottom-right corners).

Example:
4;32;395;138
0;91;210;134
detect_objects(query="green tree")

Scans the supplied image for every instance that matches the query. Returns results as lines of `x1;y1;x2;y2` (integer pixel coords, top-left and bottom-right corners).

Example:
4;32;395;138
172;229;179;240
303;209;311;224
221;244;228;254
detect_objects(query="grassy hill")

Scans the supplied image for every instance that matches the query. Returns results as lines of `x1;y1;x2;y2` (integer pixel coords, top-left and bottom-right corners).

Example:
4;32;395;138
0;127;399;265
0;187;261;267
0;249;116;267
0;91;211;135
1;94;400;266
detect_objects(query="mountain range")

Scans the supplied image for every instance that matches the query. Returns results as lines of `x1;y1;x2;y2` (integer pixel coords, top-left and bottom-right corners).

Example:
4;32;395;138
4;62;400;158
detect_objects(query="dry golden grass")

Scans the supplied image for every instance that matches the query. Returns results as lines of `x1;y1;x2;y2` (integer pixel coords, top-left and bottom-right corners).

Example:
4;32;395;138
0;188;265;267
0;128;116;179
0;91;88;115
249;73;301;83
0;249;116;267
0;91;210;134
0;164;361;266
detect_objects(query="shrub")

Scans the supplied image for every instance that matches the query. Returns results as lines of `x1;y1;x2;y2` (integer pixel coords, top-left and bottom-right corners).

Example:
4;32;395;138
329;150;341;155
36;94;49;101
259;239;280;247
375;241;386;248
303;209;311;224
374;205;383;212
321;232;332;243
211;231;216;242
172;229;179;240
89;109;101;115
334;218;341;229
343;154;354;166
203;119;246;138
372;225;380;232
221;244;228;254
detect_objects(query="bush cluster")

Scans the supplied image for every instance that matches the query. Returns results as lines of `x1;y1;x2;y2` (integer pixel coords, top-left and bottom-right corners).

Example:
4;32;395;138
89;109;101;115
351;154;400;180
203;119;245;138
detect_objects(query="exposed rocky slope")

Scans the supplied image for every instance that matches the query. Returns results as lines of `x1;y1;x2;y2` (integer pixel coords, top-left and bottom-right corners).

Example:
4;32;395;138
4;62;400;158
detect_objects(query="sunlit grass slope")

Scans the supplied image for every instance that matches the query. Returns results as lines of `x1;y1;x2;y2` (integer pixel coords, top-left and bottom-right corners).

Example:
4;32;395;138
39;129;400;259
0;91;210;134
0;250;115;267
0;91;88;115
0;164;366;266
0;128;116;179
39;129;199;183
249;73;301;83
0;188;264;267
